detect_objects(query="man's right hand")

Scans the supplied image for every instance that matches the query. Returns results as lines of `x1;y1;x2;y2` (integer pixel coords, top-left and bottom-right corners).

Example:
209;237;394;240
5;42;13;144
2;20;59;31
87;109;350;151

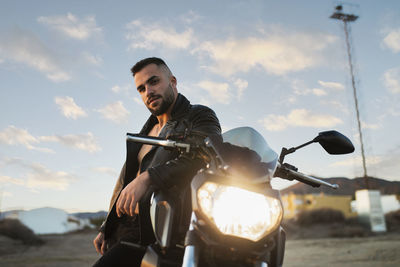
93;232;108;255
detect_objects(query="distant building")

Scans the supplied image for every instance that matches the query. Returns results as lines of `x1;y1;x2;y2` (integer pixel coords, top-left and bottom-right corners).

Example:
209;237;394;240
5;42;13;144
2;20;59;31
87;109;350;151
282;192;400;219
3;207;92;234
351;194;400;215
282;192;357;219
380;195;400;214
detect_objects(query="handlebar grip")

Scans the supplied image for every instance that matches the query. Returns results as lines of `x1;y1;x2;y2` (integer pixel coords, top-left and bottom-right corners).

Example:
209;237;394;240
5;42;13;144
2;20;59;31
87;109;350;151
274;164;338;189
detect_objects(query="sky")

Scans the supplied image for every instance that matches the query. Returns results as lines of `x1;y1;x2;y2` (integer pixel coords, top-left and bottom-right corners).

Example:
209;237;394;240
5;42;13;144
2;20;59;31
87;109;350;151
0;0;399;212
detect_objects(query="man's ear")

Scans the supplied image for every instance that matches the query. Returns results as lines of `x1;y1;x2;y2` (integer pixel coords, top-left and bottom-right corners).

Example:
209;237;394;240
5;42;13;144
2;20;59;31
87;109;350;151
171;75;177;87
170;76;178;93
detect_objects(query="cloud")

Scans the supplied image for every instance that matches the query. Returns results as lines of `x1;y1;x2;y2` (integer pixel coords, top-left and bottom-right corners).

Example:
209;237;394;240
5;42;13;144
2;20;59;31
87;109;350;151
329;152;400;182
361;121;381;130
291;79;344;97
260;109;343;131
366;146;400;181
92;167;118;177
233;78;248;100
82;52;103;65
181;78;247;105
40;132;101;153
318;80;345;90
112;85;123;93
382;28;400;53
111;84;132;95
124;21;335;77
96;101;130;123
0;126;100;153
133;97;143;105
287;96;297;104
383;67;400;94
55;96;87;119
26;163;74;190
193;31;336;77
126;20;194;50
331;155;382;167
37;13;102;40
320;100;350;114
2;191;13;198
179;10;203;25
292;80;327;96
0;126;53;153
0;27;70;82
197;80;232;104
0;126;38;147
1;159;75;190
311;88;327;96
0;175;24;186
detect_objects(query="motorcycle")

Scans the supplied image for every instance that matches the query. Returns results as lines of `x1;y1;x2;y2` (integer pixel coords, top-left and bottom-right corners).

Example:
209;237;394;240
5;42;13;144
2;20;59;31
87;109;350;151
126;126;354;266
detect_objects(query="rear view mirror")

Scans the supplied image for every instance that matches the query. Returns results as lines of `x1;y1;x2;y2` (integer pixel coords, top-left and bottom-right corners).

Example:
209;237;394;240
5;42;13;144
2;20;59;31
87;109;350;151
278;130;355;164
314;130;355;155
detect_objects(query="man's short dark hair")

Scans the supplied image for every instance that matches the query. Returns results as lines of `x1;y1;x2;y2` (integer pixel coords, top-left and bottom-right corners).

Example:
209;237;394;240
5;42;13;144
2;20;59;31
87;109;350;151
131;57;169;76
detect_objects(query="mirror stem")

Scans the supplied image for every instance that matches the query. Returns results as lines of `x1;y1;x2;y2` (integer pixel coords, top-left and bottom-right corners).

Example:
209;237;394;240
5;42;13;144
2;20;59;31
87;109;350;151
279;140;316;163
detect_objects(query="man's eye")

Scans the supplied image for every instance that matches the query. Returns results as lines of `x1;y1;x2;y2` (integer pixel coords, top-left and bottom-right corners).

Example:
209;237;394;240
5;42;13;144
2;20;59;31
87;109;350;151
137;87;145;93
149;78;159;85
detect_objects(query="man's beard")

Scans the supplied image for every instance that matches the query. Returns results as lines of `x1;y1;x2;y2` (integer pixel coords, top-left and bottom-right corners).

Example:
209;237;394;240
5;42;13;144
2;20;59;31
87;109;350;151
147;84;175;116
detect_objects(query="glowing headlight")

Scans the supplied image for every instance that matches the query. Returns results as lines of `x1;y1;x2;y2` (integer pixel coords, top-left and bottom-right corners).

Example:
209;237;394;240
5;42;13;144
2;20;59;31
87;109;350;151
197;182;283;242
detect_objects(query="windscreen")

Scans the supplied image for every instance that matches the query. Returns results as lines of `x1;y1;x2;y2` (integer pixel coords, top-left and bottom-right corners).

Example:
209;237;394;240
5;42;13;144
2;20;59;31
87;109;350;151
222;127;278;179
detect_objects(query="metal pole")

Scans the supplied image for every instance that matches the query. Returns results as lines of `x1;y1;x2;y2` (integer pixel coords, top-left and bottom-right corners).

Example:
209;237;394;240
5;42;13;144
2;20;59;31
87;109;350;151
342;20;369;188
330;6;369;188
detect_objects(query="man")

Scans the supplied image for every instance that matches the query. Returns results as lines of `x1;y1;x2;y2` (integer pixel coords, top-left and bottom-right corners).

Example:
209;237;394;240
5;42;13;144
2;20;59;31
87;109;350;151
93;57;221;266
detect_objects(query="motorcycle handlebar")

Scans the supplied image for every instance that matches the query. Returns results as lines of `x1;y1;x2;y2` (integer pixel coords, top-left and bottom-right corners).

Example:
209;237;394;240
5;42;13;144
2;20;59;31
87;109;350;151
274;163;339;189
126;134;191;153
126;134;339;190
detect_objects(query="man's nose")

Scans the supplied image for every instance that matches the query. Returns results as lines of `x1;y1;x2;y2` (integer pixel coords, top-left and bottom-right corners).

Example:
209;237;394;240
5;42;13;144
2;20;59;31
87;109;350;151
145;85;155;96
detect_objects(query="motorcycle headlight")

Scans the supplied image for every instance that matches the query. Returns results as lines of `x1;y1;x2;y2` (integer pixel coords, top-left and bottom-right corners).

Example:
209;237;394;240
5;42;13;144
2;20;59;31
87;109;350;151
197;182;283;242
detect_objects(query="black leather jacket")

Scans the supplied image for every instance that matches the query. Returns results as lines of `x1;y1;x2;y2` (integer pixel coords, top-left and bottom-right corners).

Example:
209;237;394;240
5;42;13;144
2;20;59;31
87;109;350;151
101;94;221;245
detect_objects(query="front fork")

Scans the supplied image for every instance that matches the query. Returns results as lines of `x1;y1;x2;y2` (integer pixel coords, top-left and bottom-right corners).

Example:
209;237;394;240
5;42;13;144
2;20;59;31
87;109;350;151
182;244;200;267
181;212;269;267
182;213;200;267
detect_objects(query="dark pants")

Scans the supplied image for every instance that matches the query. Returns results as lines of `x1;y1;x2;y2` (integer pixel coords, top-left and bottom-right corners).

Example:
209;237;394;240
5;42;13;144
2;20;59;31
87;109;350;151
93;242;145;267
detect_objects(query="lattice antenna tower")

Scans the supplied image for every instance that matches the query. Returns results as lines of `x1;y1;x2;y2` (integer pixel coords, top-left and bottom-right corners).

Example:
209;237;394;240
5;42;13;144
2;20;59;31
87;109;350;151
330;4;369;188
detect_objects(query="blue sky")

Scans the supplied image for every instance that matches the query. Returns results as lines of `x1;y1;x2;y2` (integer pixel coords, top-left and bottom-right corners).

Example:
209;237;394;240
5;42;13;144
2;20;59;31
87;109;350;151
1;0;399;212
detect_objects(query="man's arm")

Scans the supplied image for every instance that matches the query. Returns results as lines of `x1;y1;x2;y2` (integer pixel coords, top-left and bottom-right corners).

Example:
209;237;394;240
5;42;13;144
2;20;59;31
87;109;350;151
116;170;151;217
93;232;108;255
96;163;126;232
147;106;221;189
115;106;221;217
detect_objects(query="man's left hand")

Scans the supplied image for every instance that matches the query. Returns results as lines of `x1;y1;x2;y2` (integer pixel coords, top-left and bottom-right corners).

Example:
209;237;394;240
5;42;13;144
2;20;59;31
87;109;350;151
116;171;151;217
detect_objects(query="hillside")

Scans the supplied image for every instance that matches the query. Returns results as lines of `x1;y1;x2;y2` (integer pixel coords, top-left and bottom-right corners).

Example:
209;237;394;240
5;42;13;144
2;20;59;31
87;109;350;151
71;211;107;220
280;177;400;197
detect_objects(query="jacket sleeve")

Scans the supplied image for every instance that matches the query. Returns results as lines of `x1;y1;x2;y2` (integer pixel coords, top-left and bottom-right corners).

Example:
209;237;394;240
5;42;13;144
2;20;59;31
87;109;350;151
98;163;126;233
147;106;221;190
108;163;126;211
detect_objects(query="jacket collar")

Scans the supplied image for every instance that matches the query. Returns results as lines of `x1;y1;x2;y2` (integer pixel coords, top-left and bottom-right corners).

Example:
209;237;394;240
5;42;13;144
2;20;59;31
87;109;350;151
171;93;191;120
140;93;190;134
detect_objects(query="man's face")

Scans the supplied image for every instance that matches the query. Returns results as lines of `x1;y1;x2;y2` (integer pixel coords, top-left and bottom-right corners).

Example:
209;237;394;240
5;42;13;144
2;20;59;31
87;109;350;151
134;64;177;116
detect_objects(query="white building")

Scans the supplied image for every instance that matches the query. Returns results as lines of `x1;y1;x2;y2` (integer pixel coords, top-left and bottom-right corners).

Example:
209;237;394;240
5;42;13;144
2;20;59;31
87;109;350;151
380;195;400;214
4;207;92;234
351;194;400;214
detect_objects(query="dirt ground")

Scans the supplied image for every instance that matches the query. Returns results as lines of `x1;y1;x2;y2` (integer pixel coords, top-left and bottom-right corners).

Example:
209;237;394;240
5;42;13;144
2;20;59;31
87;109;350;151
0;230;99;267
0;230;399;267
284;234;400;267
